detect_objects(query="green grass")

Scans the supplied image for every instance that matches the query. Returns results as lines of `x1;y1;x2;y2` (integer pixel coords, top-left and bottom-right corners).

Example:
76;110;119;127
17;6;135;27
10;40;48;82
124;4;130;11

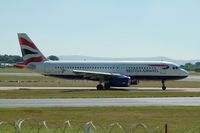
0;75;60;80
0;68;32;73
0;80;98;87
135;80;200;88
0;79;199;88
1;90;200;98
189;71;200;75
0;106;200;133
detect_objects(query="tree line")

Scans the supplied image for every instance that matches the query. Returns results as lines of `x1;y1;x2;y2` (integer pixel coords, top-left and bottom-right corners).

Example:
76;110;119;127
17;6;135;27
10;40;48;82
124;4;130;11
0;55;22;63
180;62;200;72
0;54;59;64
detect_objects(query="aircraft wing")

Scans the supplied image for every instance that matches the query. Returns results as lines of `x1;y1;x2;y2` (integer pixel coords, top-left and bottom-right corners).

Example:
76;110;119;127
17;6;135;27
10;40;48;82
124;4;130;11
72;70;122;79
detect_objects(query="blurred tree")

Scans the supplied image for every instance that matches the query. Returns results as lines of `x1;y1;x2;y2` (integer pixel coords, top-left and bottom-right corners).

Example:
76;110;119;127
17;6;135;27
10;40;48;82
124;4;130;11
181;62;200;72
195;68;200;72
48;55;59;61
0;55;22;63
195;62;200;66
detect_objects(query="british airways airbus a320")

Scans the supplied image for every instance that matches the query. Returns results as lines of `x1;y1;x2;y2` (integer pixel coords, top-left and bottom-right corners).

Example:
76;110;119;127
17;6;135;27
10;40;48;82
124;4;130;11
15;33;188;90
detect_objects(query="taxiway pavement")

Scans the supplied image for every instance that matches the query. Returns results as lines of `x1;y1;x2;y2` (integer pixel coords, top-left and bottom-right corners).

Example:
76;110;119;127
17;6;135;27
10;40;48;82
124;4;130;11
0;87;200;91
0;73;42;76
1;97;200;108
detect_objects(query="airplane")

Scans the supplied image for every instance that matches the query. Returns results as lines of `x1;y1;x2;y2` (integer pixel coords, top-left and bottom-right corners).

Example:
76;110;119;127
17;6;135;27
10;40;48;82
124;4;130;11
15;33;189;90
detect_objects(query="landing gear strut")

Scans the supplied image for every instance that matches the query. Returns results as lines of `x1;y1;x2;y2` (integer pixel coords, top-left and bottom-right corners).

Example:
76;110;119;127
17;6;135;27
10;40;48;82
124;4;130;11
96;79;104;90
104;83;110;90
162;80;166;90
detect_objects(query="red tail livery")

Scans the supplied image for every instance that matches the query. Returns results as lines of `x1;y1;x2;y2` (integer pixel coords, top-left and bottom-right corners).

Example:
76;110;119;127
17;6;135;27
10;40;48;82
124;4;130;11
17;33;46;65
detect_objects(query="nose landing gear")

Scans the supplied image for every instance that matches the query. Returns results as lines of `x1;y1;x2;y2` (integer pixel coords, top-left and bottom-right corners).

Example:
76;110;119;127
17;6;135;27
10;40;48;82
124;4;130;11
162;80;166;90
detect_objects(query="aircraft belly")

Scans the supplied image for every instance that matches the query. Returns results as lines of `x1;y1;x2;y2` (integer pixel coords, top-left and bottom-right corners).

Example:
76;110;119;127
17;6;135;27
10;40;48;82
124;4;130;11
131;75;187;80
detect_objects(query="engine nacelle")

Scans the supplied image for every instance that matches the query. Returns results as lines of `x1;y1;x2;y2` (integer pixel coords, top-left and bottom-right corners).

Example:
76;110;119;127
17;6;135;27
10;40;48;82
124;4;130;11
109;76;131;87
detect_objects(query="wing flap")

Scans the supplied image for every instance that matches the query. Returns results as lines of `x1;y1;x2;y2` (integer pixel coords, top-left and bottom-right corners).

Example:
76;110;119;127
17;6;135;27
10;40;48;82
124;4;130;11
72;70;121;79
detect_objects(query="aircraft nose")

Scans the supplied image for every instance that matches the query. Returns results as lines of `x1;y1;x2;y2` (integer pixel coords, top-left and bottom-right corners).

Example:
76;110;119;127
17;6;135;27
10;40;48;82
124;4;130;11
181;69;189;77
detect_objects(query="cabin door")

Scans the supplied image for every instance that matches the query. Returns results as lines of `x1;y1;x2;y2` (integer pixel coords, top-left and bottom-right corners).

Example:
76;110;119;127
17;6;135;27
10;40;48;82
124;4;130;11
160;68;167;74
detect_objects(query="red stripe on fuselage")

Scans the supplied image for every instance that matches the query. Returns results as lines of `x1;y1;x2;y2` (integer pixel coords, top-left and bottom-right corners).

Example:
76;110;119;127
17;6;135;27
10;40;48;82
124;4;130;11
14;62;25;69
24;56;44;64
16;62;25;65
149;64;169;67
19;37;38;50
14;65;25;69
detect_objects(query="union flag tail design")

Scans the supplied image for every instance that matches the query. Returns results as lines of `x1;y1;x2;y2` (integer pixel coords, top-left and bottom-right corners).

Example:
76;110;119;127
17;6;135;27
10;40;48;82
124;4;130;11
17;33;47;65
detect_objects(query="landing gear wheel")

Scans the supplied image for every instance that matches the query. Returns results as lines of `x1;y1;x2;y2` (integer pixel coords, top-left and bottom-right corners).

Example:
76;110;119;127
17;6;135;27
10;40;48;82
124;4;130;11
104;83;110;90
97;84;104;90
162;86;166;90
161;80;167;91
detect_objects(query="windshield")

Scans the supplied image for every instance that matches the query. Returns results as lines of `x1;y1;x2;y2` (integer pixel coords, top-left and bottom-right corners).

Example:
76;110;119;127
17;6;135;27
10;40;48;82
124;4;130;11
172;65;179;70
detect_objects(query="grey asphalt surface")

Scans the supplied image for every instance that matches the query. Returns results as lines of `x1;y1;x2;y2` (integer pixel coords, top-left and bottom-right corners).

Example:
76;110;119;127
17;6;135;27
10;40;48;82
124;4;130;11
0;73;199;108
1;97;200;108
181;75;200;82
0;73;42;76
0;87;200;91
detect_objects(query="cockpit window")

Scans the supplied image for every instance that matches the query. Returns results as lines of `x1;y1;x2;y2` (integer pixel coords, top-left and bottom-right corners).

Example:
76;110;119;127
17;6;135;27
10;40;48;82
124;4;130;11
172;66;179;70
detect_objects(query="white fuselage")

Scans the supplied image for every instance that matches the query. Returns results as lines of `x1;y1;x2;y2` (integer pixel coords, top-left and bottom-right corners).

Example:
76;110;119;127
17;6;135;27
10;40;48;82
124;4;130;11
28;60;188;81
17;33;189;90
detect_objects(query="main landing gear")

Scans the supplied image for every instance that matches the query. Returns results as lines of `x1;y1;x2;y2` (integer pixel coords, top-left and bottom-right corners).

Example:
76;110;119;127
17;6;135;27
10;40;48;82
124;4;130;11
104;83;111;89
162;80;166;90
96;82;111;90
97;84;104;90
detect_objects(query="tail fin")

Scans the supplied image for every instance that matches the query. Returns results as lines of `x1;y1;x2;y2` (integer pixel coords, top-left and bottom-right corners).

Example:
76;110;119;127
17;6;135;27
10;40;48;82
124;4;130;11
17;33;47;65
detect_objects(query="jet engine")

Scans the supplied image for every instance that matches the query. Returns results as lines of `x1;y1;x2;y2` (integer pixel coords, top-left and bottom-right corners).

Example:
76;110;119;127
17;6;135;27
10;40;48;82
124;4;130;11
109;76;131;87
